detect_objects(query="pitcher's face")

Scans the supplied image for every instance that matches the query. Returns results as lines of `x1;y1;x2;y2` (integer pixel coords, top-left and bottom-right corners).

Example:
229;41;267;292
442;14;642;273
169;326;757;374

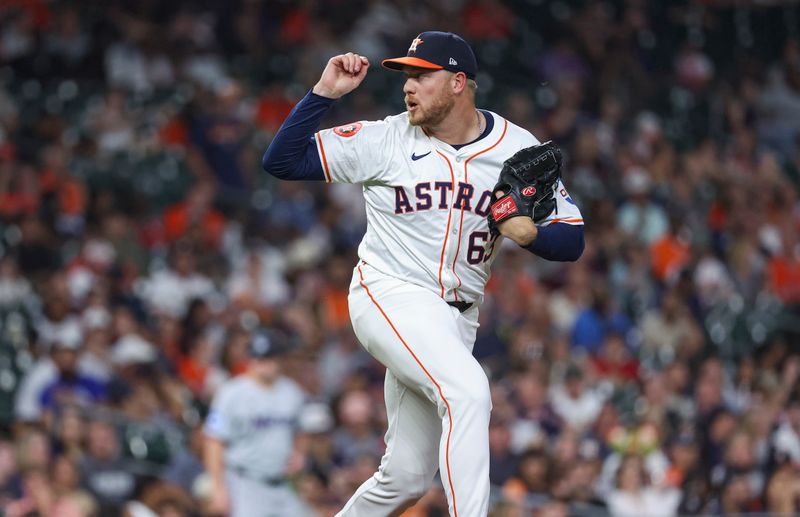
403;69;456;127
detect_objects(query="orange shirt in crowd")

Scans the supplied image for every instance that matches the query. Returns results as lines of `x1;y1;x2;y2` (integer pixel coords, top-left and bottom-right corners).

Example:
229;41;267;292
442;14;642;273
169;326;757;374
40;169;87;217
320;285;350;332
3;0;50;27
256;95;295;134
0;191;39;218
279;7;311;44
768;256;800;304
462;1;514;40
59;180;86;216
707;201;727;233
591;355;639;382
159;118;189;148
177;356;208;396
650;233;690;282
163;202;225;249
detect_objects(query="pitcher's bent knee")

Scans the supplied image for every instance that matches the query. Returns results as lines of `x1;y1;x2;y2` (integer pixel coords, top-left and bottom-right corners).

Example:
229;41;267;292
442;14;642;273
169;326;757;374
447;373;491;414
389;468;433;501
369;467;433;505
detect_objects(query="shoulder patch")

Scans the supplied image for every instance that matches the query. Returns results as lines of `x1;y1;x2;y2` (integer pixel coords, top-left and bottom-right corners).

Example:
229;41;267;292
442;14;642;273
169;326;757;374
560;187;576;205
334;122;363;137
205;410;226;434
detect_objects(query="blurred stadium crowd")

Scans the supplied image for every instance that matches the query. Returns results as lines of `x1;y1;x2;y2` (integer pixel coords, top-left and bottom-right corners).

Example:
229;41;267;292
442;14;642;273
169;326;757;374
1;0;800;516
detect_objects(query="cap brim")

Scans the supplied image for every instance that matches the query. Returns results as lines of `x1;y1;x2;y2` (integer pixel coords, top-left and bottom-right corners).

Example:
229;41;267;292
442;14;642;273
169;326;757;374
381;57;444;72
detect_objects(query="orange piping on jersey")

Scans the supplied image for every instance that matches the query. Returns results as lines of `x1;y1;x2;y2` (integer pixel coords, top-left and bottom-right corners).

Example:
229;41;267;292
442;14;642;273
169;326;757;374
357;264;459;516
463;118;509;179
315;132;332;182
436;151;456;299
449;118;509;296
547;218;584;224
451;207;465;298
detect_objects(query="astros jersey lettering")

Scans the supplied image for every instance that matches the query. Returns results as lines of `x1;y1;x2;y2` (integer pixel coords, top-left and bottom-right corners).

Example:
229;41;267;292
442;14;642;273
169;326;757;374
315;111;583;303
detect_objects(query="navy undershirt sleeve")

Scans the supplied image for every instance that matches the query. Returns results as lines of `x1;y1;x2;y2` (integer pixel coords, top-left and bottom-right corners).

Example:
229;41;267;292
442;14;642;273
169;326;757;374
524;223;585;262
261;90;334;181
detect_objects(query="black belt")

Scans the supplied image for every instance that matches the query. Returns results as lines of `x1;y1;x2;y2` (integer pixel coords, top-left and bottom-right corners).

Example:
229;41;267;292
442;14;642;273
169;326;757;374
447;301;473;313
230;466;287;486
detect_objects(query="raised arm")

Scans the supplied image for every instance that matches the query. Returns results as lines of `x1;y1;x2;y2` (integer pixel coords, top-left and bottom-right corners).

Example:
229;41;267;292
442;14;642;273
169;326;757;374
262;53;370;181
312;52;370;99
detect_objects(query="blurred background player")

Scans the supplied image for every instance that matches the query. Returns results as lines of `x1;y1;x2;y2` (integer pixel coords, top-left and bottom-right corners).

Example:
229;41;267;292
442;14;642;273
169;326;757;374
203;331;309;517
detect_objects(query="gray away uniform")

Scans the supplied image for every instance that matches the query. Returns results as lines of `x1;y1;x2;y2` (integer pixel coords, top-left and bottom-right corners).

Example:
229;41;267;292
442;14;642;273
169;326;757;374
205;375;309;517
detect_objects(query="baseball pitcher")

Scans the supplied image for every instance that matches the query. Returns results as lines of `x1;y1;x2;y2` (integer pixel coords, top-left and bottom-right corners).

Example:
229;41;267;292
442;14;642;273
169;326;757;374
263;31;584;517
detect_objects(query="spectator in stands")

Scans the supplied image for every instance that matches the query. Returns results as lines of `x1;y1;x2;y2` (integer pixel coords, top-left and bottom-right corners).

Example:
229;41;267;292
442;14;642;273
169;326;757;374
605;454;680;517
52;454;97;510
299;402;338;485
489;415;518;486
142;242;217;318
187;81;254;204
14;321;104;423
163;181;226;251
510;372;561;446
0;254;35;310
766;462;800;514
616;168;668;246
0;439;18;507
51;406;86;462
773;393;800;464
5;467;55;517
639;287;704;362
536;500;569;517
39;330;106;424
79;419;137;514
178;332;226;402
549;364;605;433
123;480;194;517
589;332;638;385
571;284;632;354
162;425;206;497
330;390;384;467
663;430;700;490
703;471;755;515
15;216;61;281
225;249;291;314
501;448;552;511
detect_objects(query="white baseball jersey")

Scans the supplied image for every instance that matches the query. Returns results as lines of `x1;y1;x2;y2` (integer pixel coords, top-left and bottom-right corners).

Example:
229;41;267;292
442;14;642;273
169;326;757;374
315;111;583;303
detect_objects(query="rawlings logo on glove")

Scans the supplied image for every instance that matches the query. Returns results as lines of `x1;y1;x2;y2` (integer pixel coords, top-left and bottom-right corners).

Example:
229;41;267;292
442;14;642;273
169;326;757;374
490;196;518;221
487;141;563;236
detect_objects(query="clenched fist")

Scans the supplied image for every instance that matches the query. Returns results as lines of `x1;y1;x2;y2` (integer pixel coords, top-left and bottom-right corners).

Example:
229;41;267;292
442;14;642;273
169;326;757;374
313;52;370;99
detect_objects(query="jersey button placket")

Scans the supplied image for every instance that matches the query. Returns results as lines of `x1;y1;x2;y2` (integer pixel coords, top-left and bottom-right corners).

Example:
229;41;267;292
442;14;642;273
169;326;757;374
439;149;458;293
444;192;457;288
450;157;469;296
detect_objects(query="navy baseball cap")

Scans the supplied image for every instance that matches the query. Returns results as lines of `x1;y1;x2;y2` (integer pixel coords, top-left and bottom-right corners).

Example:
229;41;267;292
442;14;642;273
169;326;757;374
248;331;286;359
382;31;478;80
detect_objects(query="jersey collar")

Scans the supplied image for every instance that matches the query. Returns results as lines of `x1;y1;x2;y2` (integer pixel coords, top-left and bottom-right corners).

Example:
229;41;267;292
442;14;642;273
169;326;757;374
421;110;502;155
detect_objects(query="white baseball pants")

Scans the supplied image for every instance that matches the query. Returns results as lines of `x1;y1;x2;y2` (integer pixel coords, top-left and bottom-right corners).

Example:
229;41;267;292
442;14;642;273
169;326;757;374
336;262;491;517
